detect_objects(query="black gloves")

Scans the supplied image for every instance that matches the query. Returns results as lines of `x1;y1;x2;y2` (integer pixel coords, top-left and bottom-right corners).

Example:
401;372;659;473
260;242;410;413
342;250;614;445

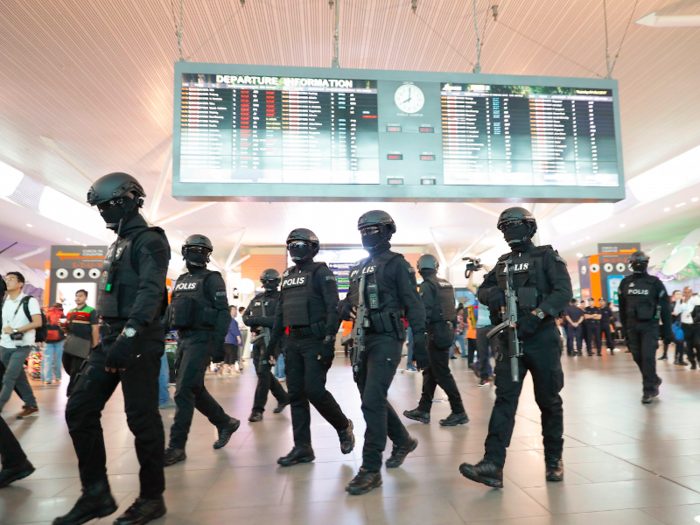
516;313;541;340
319;335;336;364
413;340;429;369
264;341;280;363
487;287;506;310
105;335;134;370
338;300;355;321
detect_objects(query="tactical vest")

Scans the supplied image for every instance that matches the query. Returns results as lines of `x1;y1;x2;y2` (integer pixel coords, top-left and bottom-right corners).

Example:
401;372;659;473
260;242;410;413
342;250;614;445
422;275;457;324
169;270;220;331
495;245;554;317
97;226;168;320
621;274;660;322
281;263;328;327
349;251;406;335
249;291;279;320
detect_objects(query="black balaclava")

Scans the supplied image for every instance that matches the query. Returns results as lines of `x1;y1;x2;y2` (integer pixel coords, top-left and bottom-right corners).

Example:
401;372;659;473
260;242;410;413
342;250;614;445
263;279;280;292
289;242;315;265
361;225;392;255
631;259;648;274
99;196;139;231
184;250;210;270
503;223;532;248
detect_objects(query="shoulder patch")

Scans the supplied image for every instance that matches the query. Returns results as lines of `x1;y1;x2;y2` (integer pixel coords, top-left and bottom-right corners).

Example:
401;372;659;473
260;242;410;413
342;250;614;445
325;275;336;282
407;266;416;274
215;291;227;297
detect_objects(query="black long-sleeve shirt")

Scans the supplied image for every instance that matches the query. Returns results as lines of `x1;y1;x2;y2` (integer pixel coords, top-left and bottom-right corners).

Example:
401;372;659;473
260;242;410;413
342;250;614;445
618;273;672;337
243;290;279;330
119;215;170;332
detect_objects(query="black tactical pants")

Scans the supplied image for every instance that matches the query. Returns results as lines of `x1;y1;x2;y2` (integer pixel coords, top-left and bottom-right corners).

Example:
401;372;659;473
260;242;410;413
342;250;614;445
170;331;231;449
0;414;26;469
585;323;602;354
286;335;349;447
356;333;411;472
484;324;564;468
418;335;465;414
252;343;288;414
66;320;165;498
565;325;582;355
601;323;615;350
627;321;661;395
682;324;699;365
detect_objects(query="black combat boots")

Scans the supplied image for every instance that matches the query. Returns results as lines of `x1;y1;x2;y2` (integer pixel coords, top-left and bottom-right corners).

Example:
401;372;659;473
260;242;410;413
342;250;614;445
385;436;419;468
338;419;355;454
403;407;430;424
278;445;315;467
459;460;504;488
53;480;118;525
346;468;382;495
213;417;241;449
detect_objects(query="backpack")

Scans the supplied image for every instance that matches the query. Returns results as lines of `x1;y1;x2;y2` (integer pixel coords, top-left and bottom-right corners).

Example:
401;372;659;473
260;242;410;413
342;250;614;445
21;296;48;343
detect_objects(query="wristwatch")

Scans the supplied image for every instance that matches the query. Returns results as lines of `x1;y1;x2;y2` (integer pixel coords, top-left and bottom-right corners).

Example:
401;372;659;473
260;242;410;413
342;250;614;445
534;308;545;319
12;329;19;334
122;327;137;338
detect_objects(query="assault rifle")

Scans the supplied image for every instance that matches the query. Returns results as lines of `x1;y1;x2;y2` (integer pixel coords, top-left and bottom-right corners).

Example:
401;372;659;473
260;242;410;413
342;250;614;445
350;273;369;380
486;259;523;382
250;300;272;347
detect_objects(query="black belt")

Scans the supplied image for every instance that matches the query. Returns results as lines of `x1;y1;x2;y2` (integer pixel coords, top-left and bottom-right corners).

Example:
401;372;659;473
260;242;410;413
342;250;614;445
178;328;213;338
289;326;315;338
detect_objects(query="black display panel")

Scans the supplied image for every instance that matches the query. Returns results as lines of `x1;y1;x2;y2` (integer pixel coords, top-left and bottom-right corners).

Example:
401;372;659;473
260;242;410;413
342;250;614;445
173;63;625;202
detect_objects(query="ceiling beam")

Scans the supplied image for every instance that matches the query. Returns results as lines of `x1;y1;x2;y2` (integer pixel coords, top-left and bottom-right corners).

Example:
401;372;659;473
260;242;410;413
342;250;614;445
40;136;94;183
154;202;216;226
448;229;490;267
13;247;47;261
463;202;501;217
535;203;561;222
636;12;700;27
225;228;246;270
229;254;251;269
429;228;448;268
147;143;173;222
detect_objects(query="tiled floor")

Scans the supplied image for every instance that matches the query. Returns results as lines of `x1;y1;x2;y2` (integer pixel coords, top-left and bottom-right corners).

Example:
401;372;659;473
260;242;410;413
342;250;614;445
2;347;700;524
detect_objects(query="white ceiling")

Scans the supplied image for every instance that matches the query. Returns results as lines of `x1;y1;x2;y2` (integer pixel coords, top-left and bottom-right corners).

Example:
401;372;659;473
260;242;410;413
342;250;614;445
1;0;700;273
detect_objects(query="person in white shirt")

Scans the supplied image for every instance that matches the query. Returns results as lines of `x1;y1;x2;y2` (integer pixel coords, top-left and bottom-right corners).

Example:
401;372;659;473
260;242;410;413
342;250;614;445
673;287;700;370
1;272;42;417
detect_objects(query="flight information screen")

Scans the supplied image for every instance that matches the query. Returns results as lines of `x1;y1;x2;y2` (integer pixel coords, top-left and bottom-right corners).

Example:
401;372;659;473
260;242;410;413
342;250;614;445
441;84;617;187
173;63;624;202
180;73;379;184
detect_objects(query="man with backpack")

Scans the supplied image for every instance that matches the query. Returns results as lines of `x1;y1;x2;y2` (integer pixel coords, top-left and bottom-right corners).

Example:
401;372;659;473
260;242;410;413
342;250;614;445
1;271;43;417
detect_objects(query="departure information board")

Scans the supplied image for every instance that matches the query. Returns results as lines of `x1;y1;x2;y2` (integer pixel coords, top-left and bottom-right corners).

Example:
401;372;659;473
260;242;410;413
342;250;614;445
173;63;625;202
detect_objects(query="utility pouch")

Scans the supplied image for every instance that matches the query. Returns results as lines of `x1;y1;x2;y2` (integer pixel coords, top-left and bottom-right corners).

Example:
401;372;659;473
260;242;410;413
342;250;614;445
310;321;326;339
171;298;195;329
431;320;455;348
393;314;406;340
381;312;393;333
99;259;118;293
371;313;386;332
202;307;217;328
518;287;538;310
367;280;380;310
636;300;655;321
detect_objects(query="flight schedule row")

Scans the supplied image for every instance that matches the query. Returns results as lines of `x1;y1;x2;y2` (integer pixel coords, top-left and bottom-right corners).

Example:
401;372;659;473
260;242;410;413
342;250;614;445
440;89;618;187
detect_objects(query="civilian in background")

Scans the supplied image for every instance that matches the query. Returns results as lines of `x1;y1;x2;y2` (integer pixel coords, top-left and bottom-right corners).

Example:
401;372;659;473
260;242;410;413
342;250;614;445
237;306;248;370
0;272;41;418
42;302;65;384
453;307;467;359
673;287;700;370
465;306;478;364
474;302;493;387
223;306;242;374
64;290;99;397
660;290;684;363
563;299;584;356
599;299;615;355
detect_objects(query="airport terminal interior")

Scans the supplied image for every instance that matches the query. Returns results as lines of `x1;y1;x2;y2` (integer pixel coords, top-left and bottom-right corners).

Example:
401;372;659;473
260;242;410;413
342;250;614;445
2;1;700;524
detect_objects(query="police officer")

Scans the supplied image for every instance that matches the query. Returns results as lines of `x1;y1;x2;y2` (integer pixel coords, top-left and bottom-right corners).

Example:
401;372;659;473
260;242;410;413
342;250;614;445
56;173;170;525
618;251;673;404
599;299;615;355
459;207;572;488
265;229;355;467
243;269;290;422
338;211;427;495
163;235;240;466
583;298;602;356
403;254;469;427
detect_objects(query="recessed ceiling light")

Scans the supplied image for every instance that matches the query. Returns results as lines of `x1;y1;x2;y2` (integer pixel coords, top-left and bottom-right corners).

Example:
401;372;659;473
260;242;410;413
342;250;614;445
693;197;699;202
620;223;626;228
571;242;575;245
576;253;584;258
676;202;686;208
66;237;71;241
82;243;87;247
664;207;671;212
585;236;590;240
26;223;32;227
73;240;81;244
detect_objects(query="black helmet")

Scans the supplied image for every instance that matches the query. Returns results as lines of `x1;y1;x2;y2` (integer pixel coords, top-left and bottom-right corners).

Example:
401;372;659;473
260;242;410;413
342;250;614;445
416;254;439;271
286;228;319;245
260;268;281;281
181;234;213;256
630;251;650;274
357;210;397;234
497;207;536;232
87;172;146;207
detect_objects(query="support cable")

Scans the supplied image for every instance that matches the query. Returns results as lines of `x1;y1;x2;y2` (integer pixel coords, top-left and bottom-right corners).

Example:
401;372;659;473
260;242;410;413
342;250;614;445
609;0;640;76
603;0;612;78
473;0;482;73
